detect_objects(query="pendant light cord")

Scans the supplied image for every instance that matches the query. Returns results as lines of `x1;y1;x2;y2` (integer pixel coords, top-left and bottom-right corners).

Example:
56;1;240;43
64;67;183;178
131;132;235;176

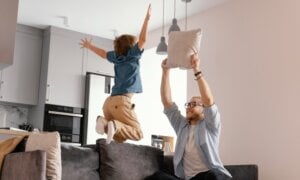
162;0;165;36
173;0;176;18
185;0;188;30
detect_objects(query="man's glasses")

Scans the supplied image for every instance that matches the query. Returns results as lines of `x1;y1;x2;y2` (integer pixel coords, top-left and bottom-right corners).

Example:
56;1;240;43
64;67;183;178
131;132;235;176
184;101;204;109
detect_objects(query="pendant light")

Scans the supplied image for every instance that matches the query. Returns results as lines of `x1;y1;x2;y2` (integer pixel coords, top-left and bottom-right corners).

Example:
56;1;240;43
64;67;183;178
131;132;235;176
168;0;180;34
156;0;167;55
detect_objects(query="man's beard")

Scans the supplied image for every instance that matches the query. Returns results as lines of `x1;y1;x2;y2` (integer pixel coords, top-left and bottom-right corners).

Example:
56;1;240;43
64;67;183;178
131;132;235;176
187;114;200;122
187;112;204;123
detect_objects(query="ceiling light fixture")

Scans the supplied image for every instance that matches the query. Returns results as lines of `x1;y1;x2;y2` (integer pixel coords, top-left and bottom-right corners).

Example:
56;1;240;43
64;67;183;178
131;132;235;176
156;0;168;55
110;29;119;38
57;16;70;27
168;0;180;34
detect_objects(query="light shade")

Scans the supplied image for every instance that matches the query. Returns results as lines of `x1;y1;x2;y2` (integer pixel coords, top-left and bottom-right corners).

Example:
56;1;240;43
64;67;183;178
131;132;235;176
168;18;180;34
156;36;168;55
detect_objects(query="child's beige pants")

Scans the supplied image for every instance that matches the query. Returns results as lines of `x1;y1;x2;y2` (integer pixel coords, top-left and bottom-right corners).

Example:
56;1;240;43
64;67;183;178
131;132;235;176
102;95;143;142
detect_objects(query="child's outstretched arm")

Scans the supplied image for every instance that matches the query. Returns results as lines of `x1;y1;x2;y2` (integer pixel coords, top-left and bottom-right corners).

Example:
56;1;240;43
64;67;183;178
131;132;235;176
80;38;107;59
138;4;151;50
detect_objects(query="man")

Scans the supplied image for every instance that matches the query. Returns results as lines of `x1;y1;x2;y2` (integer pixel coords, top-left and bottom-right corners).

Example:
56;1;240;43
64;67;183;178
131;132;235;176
149;54;232;180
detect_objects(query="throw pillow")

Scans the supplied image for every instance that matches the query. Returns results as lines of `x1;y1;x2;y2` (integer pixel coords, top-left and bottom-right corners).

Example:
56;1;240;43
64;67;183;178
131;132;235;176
1;150;47;180
25;131;61;180
167;29;202;69
97;139;164;180
0;136;25;170
61;144;99;180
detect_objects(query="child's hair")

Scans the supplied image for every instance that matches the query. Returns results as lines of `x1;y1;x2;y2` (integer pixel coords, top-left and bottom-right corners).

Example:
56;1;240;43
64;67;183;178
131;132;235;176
114;34;137;56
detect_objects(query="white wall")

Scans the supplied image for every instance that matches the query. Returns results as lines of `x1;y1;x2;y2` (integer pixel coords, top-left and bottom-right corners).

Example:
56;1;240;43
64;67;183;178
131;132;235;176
129;48;187;148
184;0;300;179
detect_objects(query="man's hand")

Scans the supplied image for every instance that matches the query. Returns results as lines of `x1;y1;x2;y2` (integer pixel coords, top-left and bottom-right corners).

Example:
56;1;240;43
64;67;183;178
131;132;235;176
161;58;170;72
160;58;173;109
79;38;92;49
191;53;201;73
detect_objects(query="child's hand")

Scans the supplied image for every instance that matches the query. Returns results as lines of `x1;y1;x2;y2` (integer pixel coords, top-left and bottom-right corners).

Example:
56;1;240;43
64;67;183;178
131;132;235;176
146;4;151;20
79;38;92;49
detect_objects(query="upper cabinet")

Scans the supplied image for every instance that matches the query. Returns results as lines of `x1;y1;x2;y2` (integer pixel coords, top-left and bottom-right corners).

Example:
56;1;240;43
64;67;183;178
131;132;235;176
28;26;114;130
0;0;19;69
85;39;114;76
42;26;113;108
45;28;86;108
0;25;43;105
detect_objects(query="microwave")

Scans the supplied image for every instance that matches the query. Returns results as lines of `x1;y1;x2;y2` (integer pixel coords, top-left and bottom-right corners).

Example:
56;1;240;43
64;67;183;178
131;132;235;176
43;104;84;144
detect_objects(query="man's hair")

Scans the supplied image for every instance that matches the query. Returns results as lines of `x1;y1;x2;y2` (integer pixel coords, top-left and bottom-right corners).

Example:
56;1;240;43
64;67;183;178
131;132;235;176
114;34;136;56
191;96;202;102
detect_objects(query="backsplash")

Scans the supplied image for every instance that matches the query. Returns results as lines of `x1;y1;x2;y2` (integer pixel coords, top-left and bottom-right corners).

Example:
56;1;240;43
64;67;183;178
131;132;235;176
0;104;28;128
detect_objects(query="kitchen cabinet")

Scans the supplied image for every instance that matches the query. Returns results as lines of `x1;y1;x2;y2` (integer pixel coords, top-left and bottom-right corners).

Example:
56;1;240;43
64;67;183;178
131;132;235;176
28;26;113;130
0;0;19;69
42;27;113;108
0;25;43;105
85;39;114;76
45;28;86;108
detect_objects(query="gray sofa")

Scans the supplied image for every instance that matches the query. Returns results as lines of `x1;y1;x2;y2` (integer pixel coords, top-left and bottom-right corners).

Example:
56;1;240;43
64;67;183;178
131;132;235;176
0;138;258;180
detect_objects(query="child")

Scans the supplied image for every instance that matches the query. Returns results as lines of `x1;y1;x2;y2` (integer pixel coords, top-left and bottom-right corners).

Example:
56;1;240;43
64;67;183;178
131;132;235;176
80;4;151;144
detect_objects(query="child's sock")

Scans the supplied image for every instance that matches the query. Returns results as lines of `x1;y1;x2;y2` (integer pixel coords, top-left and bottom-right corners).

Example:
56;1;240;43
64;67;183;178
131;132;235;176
106;121;116;144
95;116;107;135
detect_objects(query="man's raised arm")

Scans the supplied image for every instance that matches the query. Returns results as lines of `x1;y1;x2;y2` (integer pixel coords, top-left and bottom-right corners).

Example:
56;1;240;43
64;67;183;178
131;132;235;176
160;59;173;109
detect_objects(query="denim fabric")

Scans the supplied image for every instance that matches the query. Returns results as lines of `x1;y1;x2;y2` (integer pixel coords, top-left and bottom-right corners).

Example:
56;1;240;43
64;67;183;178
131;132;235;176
106;43;144;95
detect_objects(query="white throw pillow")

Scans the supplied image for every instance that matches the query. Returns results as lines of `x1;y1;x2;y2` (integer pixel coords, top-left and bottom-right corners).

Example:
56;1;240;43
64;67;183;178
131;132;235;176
167;29;202;69
25;131;61;180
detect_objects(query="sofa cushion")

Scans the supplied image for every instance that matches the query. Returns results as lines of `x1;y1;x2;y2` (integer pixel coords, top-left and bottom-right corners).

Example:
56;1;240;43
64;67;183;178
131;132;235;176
25;131;61;180
97;139;164;180
162;156;258;180
1;150;46;180
61;144;99;180
167;29;202;69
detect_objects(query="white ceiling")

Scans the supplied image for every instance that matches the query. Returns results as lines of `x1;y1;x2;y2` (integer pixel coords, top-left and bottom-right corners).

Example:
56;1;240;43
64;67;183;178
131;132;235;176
17;0;231;39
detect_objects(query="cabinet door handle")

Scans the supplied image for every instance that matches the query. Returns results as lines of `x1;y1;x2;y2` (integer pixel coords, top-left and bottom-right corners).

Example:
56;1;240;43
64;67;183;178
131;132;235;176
46;84;50;101
0;81;4;98
48;111;83;118
81;49;86;76
0;70;3;90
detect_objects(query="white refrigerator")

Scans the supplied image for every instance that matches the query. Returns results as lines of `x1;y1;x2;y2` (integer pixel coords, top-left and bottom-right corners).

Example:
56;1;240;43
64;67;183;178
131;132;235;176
83;73;113;144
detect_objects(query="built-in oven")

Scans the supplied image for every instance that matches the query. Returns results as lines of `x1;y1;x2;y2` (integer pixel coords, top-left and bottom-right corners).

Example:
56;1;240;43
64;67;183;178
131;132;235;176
44;104;84;144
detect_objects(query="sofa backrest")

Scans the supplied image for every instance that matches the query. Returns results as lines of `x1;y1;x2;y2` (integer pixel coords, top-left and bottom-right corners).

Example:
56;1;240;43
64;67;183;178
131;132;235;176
61;143;99;180
97;138;164;180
